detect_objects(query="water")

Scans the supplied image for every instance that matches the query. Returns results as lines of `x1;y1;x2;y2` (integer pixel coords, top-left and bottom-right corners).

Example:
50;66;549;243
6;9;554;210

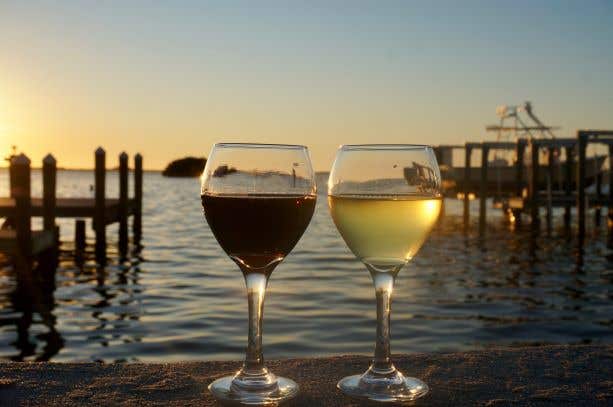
0;169;611;362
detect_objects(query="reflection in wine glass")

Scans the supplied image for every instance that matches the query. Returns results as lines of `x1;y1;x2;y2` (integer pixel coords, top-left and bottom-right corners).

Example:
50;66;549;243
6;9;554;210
201;143;317;405
328;145;442;403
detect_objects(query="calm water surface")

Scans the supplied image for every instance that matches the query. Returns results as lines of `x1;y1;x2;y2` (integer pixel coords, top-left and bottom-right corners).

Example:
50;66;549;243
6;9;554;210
0;169;611;362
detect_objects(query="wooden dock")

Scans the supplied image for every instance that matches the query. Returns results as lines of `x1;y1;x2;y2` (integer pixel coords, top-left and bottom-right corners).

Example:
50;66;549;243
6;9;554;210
0;148;143;266
435;129;613;243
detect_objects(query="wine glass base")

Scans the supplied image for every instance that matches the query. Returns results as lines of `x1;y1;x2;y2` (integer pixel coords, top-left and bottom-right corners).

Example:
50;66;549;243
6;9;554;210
209;376;299;406
337;374;429;403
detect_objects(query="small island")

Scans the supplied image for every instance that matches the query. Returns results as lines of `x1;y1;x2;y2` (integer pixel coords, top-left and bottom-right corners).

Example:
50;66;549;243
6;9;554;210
162;157;207;177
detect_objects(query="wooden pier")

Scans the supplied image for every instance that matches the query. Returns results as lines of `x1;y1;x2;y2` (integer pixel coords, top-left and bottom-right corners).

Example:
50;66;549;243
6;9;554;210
436;130;613;244
0;148;143;265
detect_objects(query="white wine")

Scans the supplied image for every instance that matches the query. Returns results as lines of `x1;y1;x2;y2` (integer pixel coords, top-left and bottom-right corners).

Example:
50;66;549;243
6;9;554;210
329;146;439;402
328;194;442;268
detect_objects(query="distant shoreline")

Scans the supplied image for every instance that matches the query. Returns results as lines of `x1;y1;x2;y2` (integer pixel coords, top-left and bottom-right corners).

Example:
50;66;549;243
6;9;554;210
0;166;161;173
0;167;331;174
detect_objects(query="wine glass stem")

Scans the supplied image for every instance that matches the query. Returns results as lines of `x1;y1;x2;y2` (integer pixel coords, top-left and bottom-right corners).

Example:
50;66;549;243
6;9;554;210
372;272;395;372
243;273;268;372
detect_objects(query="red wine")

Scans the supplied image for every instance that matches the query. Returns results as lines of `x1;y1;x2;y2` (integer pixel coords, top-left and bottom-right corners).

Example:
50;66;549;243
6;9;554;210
202;194;316;274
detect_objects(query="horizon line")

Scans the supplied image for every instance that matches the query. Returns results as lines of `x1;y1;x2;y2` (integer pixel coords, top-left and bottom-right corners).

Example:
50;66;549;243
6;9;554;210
0;165;332;174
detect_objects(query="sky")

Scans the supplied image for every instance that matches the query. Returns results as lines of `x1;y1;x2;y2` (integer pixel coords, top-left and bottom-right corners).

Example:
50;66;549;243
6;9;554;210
1;1;612;170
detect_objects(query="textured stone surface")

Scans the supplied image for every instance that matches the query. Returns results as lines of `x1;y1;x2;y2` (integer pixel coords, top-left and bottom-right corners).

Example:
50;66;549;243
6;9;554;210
0;345;612;406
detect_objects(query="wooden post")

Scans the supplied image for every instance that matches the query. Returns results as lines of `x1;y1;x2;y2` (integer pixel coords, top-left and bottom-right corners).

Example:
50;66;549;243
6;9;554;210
75;219;86;267
512;139;527;225
479;145;489;233
530;141;540;228
119;152;129;258
564;145;574;227
515;139;526;197
463;144;472;225
11;154;32;259
577;132;588;245
75;220;86;252
42;154;57;233
94;147;106;265
133;153;143;244
546;147;554;231
595;167;603;227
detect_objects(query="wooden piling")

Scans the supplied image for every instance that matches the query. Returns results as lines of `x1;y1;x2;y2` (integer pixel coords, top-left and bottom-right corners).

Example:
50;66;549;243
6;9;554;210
595;170;603;227
546;147;554;231
133;153;143;243
594;156;602;226
94;147;106;265
463;144;472;225
530;141;540;228
118;152;129;258
74;219;86;267
564;146;574;227
513;139;526;225
479;145;489;233
75;220;86;252
42;154;57;232
515;139;526;196
11;154;32;259
577;132;588;245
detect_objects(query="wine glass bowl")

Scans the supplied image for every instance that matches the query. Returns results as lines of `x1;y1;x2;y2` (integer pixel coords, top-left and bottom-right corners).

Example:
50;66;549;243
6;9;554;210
201;143;316;405
328;144;441;403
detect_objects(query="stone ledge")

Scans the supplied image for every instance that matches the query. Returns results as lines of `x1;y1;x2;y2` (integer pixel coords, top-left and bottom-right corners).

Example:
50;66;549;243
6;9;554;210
0;345;612;406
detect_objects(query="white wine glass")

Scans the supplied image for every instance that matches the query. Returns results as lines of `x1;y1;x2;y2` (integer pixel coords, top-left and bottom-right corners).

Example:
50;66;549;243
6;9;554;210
201;143;317;405
328;144;442;403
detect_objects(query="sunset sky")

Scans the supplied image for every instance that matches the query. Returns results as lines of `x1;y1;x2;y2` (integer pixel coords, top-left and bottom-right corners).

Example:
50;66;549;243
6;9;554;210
1;1;612;170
